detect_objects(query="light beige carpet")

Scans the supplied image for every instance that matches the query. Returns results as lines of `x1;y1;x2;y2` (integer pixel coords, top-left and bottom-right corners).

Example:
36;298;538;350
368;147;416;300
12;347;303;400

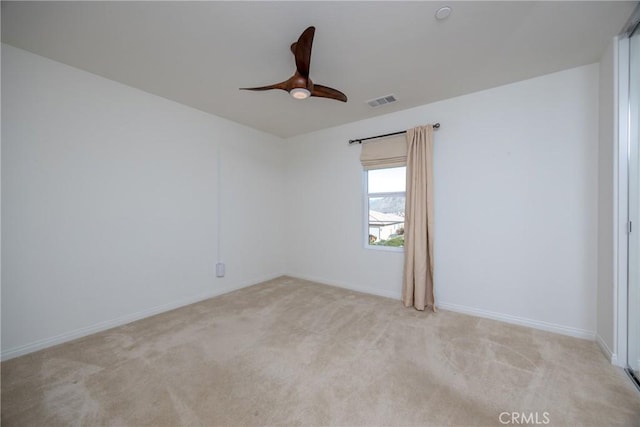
2;276;640;426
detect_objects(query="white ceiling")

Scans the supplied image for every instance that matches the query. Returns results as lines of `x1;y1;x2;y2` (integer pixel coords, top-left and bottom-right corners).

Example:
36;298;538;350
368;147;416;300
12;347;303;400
2;1;637;138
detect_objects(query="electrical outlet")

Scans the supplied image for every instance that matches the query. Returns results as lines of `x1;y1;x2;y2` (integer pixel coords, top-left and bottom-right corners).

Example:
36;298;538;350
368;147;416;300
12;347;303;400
216;263;225;278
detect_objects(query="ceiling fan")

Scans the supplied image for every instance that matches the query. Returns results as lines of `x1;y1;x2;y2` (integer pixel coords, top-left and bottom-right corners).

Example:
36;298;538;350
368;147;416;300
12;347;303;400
240;26;347;102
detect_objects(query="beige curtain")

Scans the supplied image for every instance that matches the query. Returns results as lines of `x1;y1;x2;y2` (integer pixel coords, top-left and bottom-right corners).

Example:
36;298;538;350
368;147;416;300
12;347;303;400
402;125;436;311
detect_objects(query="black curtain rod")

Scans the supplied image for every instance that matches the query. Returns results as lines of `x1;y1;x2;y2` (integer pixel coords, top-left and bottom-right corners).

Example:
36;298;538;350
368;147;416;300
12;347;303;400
348;123;440;145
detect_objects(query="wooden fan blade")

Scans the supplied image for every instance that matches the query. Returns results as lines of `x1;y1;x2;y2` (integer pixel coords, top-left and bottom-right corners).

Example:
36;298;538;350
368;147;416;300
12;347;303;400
239;81;289;92
311;84;348;102
294;26;315;78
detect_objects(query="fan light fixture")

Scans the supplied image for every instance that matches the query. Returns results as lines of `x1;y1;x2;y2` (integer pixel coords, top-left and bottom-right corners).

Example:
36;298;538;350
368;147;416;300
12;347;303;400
290;88;311;100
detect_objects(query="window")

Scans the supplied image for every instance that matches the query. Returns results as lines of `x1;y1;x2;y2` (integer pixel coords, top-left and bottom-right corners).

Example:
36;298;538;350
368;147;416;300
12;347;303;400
365;166;406;249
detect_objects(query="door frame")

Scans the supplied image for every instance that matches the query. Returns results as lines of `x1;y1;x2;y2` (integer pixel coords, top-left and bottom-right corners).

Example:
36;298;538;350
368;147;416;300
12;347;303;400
615;35;629;368
616;7;640;368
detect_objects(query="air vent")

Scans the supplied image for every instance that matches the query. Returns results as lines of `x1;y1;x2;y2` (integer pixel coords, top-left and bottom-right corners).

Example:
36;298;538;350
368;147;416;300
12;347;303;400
367;94;398;108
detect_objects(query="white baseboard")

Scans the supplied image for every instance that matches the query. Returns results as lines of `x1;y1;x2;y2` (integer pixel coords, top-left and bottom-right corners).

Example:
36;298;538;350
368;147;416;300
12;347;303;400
437;301;595;340
287;274;595;341
596;334;619;364
6;273;598;361
1;273;283;361
286;273;402;301
439;299;597;341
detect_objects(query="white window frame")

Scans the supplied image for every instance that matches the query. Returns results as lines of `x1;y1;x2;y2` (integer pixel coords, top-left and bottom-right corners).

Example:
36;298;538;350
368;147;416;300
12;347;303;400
363;170;406;252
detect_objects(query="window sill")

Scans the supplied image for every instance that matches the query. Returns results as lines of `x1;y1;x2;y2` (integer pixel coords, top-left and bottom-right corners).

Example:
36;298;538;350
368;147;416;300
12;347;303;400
364;244;404;253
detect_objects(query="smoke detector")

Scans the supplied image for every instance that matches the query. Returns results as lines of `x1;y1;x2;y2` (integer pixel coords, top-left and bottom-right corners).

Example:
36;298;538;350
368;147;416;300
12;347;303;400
435;6;452;20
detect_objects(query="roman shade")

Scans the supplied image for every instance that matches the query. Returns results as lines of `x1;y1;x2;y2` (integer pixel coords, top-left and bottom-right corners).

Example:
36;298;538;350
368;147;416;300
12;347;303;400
359;134;407;170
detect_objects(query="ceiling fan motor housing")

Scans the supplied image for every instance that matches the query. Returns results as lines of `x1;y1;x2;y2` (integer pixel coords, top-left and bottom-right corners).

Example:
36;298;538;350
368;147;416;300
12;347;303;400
290;73;313;91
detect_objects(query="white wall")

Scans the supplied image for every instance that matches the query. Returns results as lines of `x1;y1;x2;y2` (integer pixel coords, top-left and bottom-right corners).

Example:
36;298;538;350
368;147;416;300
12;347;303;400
1;43;603;359
284;64;599;338
1;45;285;359
597;38;617;360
